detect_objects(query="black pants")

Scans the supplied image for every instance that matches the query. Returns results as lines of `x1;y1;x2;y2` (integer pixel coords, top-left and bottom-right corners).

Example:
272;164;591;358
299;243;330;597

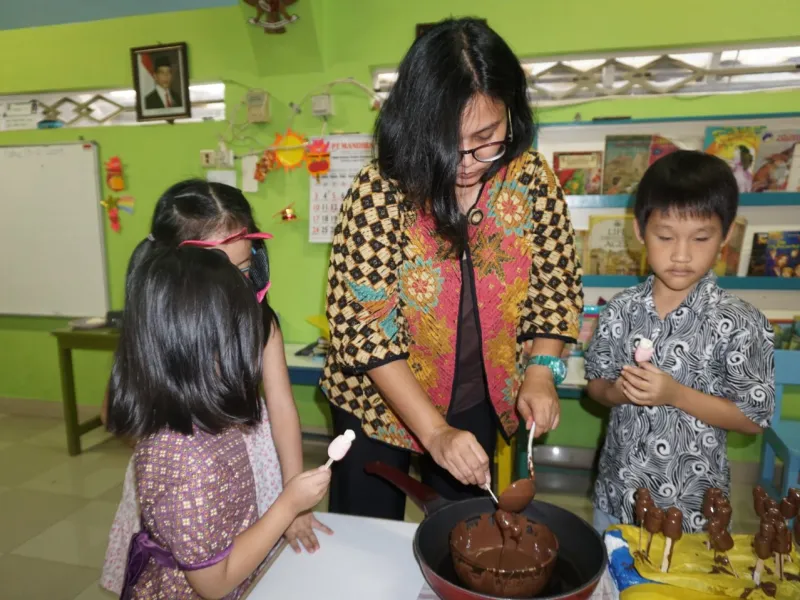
327;400;498;520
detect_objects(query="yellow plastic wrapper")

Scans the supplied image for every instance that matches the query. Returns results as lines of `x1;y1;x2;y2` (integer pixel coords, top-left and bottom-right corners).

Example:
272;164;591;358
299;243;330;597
611;525;799;600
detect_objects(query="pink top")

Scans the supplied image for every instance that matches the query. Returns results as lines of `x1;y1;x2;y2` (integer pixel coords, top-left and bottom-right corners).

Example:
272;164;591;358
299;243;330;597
132;427;258;599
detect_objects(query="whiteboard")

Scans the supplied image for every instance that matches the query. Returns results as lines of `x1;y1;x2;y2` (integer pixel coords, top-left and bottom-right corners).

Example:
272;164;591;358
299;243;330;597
0;142;109;317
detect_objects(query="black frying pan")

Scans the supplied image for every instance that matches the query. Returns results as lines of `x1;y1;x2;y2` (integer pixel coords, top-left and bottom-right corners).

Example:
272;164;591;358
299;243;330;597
365;462;607;600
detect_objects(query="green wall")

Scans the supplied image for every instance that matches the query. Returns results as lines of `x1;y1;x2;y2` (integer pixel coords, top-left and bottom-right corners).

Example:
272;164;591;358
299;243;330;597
1;0;798;460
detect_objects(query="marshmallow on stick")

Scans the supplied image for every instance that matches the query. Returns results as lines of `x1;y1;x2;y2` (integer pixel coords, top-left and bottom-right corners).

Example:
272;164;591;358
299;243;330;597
634;338;655;363
645;506;664;560
635;488;653;553
661;507;683;573
753;533;772;585
324;429;355;468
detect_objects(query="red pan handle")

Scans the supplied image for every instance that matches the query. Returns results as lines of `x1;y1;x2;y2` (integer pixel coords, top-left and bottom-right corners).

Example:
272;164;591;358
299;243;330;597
365;461;448;515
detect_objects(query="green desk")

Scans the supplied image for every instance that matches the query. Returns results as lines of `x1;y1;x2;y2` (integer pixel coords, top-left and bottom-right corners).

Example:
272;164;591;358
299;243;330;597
52;328;119;455
51;329;328;455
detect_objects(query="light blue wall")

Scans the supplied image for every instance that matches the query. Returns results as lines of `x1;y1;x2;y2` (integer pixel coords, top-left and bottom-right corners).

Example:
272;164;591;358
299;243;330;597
0;0;237;30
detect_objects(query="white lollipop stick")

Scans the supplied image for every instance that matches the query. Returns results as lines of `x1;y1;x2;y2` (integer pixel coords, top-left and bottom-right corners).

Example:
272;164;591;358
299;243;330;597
324;429;355;469
527;422;536;477
483;479;499;504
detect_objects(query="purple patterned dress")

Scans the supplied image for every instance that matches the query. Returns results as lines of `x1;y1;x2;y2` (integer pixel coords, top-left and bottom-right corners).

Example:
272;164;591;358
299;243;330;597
127;427;259;599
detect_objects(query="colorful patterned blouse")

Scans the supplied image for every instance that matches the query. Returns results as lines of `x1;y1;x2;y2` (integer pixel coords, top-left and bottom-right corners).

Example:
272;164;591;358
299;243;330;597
132;427;258;599
321;148;584;452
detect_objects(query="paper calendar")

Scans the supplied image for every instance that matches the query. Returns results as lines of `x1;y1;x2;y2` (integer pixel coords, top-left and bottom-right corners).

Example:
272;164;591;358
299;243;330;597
309;134;373;243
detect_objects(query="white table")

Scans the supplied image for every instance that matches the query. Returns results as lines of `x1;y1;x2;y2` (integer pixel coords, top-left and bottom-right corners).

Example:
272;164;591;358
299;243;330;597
246;512;427;600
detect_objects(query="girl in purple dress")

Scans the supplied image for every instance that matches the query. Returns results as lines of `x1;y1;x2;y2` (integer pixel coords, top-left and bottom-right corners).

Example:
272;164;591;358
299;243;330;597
102;181;332;595
107;246;331;599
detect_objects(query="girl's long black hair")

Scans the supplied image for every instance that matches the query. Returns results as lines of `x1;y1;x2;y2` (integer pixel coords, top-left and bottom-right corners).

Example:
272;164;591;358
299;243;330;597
375;18;535;256
107;247;264;438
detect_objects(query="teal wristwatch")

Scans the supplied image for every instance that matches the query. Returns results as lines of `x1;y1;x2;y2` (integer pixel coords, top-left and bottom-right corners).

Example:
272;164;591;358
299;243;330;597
526;355;567;386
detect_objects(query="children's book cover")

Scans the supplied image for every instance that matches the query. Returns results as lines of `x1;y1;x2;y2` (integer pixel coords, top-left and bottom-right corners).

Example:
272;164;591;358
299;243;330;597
704;126;766;193
752;130;800;192
553;151;603;195
765;231;800;278
586;214;646;275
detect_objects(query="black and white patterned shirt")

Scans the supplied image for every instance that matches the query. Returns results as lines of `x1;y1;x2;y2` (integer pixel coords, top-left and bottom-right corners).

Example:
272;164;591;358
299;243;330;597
585;272;774;532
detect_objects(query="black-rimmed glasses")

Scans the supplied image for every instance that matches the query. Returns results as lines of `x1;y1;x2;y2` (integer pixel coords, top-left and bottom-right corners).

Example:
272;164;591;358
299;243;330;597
457;109;514;164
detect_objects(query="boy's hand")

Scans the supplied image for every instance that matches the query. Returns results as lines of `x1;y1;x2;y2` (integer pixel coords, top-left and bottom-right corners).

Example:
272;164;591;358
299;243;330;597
283;467;331;514
620;363;680;406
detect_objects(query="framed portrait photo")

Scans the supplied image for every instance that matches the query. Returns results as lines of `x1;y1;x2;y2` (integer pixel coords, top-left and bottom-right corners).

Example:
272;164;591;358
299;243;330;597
130;42;191;122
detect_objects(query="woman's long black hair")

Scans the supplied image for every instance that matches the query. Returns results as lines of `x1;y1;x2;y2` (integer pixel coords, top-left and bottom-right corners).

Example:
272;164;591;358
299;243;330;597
126;179;277;339
107;247;264;438
375;18;535;256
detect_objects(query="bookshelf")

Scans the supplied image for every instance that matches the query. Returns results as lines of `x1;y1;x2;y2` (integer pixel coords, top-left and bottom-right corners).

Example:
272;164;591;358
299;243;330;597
536;112;800;306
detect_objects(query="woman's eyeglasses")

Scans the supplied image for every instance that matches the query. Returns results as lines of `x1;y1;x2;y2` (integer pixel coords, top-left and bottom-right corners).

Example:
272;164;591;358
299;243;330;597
458;109;514;164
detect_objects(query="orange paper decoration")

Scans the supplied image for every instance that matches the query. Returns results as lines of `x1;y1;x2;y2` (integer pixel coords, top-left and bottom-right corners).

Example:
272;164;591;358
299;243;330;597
273;203;298;221
273;129;306;171
305;138;331;181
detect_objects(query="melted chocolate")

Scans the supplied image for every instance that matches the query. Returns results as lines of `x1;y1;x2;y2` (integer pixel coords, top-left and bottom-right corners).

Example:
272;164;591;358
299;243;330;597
449;513;558;598
780;497;797;519
710;565;734;576
760;582;778;597
497;478;535;513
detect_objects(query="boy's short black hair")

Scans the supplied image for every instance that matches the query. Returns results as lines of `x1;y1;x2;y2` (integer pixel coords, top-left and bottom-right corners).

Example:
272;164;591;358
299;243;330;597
107;246;263;439
634;150;739;235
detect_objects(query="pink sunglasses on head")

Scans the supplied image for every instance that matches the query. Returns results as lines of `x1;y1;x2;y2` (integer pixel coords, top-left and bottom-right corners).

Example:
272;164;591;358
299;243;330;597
178;227;273;248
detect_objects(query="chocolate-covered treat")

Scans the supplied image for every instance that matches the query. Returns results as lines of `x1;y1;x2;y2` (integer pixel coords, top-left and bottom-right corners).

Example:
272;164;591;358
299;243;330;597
764;497;779;514
759;519;776;542
789;488;800;509
644;506;664;559
711;530;739;578
715;500;732;528
635;490;653;553
753;533;772;585
660;507;683;573
780;497;798;521
706;517;725;551
753;486;768;517
764;507;783;525
702;488;723;519
773;526;792;580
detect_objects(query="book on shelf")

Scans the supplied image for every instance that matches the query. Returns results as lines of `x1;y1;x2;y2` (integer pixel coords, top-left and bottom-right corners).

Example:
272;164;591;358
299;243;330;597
572;229;587;270
704;126;766;193
787;144;800;193
770;318;795;350
713;216;747;276
746;230;800;277
585;214;647;276
752;129;800;192
553;151;603;195
601;135;680;195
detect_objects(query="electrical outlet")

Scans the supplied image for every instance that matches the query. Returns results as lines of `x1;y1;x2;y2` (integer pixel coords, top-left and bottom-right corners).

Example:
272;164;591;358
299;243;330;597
311;94;334;117
217;148;235;169
200;150;217;168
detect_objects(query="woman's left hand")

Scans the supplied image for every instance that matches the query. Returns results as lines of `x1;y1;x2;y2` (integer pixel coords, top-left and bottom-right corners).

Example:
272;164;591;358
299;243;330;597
284;511;333;553
517;366;561;437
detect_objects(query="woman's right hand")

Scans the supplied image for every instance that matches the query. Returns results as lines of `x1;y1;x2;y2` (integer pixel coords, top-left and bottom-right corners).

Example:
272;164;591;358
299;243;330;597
283;467;332;514
426;425;490;487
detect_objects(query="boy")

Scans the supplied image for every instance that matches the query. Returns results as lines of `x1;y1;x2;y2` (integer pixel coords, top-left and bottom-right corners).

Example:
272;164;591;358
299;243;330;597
585;150;775;533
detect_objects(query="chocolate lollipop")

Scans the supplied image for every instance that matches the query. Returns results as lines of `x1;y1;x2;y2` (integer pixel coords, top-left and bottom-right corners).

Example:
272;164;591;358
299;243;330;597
635;489;653;553
765;507;783;526
711;529;739;578
644;506;664;560
753;486;768;517
773;524;792;580
703;488;723;519
660;507;683;573
715;499;732;528
764;497;780;515
780;497;798;523
789;488;800;509
753;533;772;585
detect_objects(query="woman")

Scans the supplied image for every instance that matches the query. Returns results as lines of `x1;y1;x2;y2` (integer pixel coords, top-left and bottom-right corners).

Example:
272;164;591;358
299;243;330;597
321;18;584;519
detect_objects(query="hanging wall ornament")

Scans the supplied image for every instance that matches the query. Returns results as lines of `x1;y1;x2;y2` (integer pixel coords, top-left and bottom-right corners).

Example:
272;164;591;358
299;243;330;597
105;156;126;191
305;138;331;181
273;129;306;171
274;203;298;221
255;149;278;182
